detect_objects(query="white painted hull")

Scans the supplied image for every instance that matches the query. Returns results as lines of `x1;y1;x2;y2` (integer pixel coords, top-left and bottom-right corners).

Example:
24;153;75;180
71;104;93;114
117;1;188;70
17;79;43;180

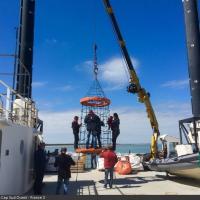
170;167;200;179
148;153;200;180
0;120;36;195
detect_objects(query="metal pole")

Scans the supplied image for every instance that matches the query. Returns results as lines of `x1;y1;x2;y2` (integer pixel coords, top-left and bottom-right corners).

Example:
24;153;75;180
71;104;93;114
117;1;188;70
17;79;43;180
16;0;35;98
12;27;19;95
183;0;200;117
5;88;11;120
11;27;19;112
179;121;183;144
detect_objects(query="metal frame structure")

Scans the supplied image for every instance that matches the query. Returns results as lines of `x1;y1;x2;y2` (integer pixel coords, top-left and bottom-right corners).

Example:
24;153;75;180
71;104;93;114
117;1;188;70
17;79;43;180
78;45;112;149
179;117;200;152
178;0;200;154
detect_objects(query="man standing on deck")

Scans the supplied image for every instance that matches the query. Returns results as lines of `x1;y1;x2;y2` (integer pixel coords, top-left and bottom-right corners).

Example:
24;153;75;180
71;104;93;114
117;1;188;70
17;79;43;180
96;119;105;148
84;110;100;148
34;142;46;195
100;146;118;188
91;153;97;169
111;113;120;151
71;116;82;149
54;147;75;195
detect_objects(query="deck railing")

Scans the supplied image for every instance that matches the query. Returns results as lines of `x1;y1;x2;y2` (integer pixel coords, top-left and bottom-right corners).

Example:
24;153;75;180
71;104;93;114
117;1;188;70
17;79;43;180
0;79;41;130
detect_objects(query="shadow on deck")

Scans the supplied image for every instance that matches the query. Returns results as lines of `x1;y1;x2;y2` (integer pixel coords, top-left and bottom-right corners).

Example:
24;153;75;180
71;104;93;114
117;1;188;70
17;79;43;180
42;173;166;195
43;180;98;195
156;174;200;188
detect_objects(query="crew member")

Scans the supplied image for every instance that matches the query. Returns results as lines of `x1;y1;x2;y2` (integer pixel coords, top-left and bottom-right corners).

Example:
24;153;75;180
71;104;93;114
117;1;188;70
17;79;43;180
34;142;46;195
96;119;104;148
107;116;113;130
54;148;75;195
84;110;100;148
111;113;120;151
71;116;82;149
100;146;118;188
91;153;97;169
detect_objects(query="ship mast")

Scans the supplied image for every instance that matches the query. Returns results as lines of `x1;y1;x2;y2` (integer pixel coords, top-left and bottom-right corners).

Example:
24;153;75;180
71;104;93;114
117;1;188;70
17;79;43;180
183;0;200;117
16;0;35;98
179;0;200;151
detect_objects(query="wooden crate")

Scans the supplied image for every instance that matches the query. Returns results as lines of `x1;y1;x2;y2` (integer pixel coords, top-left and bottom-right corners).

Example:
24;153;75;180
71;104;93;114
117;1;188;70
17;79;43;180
71;159;85;173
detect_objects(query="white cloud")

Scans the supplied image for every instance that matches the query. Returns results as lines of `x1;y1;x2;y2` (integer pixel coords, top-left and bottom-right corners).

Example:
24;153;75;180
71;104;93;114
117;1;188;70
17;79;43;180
55;85;73;91
45;38;58;44
112;103;191;144
75;57;139;90
104;85;125;91
39;102;191;144
39;109;80;144
100;57;139;89
32;81;47;88
161;79;188;89
75;60;93;72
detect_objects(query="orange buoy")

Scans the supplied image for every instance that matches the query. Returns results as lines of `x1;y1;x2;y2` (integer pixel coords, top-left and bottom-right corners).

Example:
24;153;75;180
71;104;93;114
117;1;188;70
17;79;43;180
75;148;104;154
115;157;132;175
80;96;110;107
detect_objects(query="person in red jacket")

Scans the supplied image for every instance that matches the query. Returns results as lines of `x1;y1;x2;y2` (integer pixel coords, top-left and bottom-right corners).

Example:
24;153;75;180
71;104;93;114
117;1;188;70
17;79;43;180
99;146;118;188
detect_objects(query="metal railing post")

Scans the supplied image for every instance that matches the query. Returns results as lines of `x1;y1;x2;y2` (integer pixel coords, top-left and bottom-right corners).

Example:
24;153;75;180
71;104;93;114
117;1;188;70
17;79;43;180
5;87;11;120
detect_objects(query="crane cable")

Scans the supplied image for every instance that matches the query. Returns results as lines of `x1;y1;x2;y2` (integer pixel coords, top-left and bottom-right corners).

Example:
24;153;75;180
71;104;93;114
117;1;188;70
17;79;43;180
105;4;132;86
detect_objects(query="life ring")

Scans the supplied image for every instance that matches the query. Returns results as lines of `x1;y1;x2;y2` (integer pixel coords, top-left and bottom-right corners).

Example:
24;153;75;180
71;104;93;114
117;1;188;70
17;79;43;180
75;148;104;154
115;160;132;175
80;96;110;107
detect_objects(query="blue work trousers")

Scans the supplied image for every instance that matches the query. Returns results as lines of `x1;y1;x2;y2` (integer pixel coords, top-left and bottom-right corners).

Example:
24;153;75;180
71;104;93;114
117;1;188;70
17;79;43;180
86;130;97;148
56;176;69;195
104;168;114;188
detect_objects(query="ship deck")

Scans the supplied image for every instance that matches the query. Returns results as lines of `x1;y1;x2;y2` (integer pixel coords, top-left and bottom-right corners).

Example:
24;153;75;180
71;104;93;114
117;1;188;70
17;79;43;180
41;170;200;195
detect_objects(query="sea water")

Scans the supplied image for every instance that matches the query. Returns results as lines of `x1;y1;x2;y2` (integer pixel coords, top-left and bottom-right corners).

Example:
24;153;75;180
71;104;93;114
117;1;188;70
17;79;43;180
46;144;153;154
45;144;158;169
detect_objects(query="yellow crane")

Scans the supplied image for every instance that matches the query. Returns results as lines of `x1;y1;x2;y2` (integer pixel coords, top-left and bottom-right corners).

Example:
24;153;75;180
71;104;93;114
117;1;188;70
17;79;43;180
102;0;160;158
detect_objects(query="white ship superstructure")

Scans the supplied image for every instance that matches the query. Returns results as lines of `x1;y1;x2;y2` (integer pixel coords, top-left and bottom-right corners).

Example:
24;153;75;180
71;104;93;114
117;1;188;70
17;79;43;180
0;80;42;194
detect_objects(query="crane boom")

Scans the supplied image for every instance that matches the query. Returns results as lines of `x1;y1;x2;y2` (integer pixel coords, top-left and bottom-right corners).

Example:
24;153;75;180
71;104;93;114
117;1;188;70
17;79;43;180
102;0;160;157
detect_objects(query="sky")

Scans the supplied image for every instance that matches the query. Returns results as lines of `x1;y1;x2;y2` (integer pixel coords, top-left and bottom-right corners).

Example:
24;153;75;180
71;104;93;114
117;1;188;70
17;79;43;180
0;0;198;144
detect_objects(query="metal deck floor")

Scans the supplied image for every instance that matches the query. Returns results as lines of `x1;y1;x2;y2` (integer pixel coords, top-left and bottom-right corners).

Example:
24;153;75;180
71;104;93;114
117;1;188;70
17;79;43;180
41;170;200;195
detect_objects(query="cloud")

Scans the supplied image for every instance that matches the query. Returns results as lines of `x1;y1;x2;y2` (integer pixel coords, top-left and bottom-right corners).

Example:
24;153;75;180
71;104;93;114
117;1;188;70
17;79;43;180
75;60;93;72
39;102;191;144
104;85;125;91
75;57;139;91
55;85;73;92
100;57;139;90
45;38;58;44
39;109;79;144
32;81;47;88
112;102;191;144
161;79;188;89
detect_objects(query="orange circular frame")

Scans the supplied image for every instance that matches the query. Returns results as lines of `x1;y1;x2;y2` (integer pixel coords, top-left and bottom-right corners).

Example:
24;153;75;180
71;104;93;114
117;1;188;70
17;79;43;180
76;147;105;154
80;96;110;107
